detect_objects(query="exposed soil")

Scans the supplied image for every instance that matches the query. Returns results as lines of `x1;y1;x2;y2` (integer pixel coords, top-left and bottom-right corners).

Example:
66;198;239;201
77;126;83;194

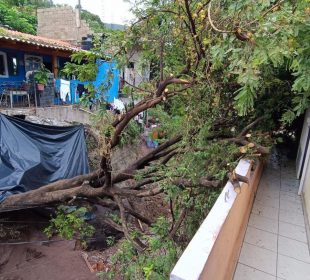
0;210;97;280
0;193;170;280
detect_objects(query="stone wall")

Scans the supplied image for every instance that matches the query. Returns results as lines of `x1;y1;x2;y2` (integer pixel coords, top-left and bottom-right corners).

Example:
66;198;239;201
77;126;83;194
35;105;92;124
37;7;92;45
0;106;92;124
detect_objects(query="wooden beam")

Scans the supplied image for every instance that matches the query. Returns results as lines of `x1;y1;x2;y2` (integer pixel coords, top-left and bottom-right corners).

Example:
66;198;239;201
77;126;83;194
52;55;58;78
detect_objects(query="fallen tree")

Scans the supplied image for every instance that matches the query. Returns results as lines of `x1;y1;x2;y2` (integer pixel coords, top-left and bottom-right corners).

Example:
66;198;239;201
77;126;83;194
0;82;270;249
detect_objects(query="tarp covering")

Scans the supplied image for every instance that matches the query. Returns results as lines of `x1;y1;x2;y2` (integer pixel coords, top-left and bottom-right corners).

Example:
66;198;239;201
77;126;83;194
0;114;89;202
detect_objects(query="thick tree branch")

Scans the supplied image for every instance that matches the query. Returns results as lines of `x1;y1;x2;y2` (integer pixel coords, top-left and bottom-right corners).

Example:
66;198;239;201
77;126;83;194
237;116;265;138
172;177;221;188
169;208;187;239
136;186;163;197
93;197;152;225
112;135;182;183
113;195;146;252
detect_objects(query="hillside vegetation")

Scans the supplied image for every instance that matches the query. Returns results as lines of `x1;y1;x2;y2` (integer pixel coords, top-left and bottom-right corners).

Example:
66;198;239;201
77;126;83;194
0;0;106;34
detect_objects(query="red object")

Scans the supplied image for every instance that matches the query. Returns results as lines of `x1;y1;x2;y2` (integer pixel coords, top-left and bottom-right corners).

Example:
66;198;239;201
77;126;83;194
37;84;45;91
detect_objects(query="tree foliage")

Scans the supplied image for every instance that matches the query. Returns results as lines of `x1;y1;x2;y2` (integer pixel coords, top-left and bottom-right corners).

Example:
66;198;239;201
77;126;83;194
0;0;107;35
1;0;309;278
0;2;37;34
81;9;106;33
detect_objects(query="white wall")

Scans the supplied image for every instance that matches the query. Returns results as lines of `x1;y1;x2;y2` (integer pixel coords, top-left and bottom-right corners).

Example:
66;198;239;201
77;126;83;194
298;108;310;226
122;52;150;87
297;108;310;178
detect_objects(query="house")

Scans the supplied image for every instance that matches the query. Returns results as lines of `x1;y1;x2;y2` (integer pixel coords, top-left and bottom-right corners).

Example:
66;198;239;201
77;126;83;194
122;51;150;89
0;26;76;84
0;27;119;107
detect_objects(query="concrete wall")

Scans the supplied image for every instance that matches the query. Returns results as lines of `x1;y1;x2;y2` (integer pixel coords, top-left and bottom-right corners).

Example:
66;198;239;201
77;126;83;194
37;7;92;45
170;160;263;280
0;106;92;125
200;161;263;280
123;52;150;87
35;106;92;124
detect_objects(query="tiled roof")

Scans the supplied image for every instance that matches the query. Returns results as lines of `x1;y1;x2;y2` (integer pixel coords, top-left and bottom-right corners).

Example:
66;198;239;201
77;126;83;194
0;27;79;52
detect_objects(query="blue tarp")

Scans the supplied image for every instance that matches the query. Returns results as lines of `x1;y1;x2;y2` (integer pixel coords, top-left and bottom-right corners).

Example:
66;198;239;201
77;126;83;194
0;114;89;202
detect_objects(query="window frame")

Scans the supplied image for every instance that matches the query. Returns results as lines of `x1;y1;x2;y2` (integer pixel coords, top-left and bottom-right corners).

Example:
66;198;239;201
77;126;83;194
0;51;9;78
24;54;43;73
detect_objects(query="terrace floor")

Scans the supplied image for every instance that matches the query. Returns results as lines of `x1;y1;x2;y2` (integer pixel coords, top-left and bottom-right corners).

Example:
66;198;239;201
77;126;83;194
233;159;310;280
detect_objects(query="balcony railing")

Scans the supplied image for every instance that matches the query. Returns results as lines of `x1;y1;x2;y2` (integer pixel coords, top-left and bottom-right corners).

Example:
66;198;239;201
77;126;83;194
170;159;263;280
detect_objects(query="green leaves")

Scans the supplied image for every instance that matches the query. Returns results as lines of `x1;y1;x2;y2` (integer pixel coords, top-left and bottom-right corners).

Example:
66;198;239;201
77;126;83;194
44;206;95;241
109;218;179;280
0;2;36;34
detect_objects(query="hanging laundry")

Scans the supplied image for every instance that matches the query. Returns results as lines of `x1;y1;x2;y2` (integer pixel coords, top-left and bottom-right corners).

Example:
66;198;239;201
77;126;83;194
60;79;71;102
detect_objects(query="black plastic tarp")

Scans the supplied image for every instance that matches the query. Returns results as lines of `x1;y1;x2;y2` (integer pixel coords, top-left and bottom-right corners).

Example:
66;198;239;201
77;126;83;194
0;114;89;202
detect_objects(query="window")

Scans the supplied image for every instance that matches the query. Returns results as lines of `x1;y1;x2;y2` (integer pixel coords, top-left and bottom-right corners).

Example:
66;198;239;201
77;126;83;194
24;55;43;72
127;62;135;69
0;51;8;78
7;55;18;76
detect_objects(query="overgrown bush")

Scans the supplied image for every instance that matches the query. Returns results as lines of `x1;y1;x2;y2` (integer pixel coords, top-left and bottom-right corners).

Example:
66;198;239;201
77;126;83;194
44;206;95;246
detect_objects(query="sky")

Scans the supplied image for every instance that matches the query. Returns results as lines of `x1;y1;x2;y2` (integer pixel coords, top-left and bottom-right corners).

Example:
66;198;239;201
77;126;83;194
52;0;134;25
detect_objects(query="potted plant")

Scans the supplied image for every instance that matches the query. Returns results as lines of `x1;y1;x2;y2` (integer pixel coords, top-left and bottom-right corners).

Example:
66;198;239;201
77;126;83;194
34;65;49;91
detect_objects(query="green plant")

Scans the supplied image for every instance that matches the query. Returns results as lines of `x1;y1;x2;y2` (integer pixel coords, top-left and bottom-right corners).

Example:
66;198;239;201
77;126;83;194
106;236;115;247
109;218;180;280
44;206;95;242
119;120;141;146
97;271;115;280
34;65;49;85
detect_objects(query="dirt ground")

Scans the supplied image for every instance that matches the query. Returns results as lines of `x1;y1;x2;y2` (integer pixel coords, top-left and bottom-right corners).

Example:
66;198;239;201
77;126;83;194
0;241;98;280
0;196;169;280
0;209;99;280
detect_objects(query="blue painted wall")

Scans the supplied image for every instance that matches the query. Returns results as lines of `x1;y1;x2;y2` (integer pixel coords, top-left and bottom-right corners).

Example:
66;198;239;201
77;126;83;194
94;60;120;103
0;48;53;81
56;59;120;104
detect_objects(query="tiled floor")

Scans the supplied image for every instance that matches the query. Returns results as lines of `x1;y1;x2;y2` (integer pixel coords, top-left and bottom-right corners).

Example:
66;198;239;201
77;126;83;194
234;161;310;280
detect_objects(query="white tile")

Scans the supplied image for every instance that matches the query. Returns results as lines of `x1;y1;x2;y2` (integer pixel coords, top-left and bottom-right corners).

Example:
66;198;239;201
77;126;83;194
256;190;280;200
279;209;305;227
281;178;299;185
260;177;280;186
280;190;299;198
280;186;299;194
259;181;281;191
279;221;308;243
280;191;302;203
278;236;310;263
252;203;279;220
280;198;303;215
254;196;279;209
281;180;299;193
234;263;276;280
244;226;277;251
277;254;310;280
248;214;278;234
239;243;277;275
